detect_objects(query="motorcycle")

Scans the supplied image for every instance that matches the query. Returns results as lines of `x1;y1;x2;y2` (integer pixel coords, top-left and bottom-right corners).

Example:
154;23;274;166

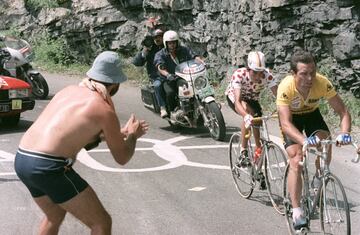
141;59;226;141
0;36;49;99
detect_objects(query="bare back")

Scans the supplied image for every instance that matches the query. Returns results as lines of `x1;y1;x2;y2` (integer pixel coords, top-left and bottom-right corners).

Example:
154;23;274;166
20;85;117;159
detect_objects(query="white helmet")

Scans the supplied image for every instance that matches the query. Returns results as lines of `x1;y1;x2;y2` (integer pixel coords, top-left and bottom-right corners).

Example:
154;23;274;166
163;30;179;49
247;51;266;71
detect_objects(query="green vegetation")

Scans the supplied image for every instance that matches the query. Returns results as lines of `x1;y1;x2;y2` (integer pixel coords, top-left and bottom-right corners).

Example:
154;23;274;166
25;0;59;11
31;32;88;74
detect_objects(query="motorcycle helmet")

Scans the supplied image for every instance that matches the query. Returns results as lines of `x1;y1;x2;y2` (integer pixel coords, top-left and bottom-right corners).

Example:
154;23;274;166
247;51;266;71
163;30;179;49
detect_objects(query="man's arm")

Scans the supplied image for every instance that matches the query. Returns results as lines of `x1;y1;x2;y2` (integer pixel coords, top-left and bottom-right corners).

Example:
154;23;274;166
101;110;147;165
277;105;306;145
233;89;247;117
328;94;351;133
132;48;150;67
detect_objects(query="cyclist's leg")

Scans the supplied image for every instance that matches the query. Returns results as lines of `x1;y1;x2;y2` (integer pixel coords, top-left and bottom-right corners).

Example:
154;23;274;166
247;100;263;148
285;144;303;209
34;196;66;235
240;99;262;148
59;186;112;234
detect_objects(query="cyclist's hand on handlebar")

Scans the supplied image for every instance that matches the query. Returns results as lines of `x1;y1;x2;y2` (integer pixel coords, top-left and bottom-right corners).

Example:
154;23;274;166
304;136;320;147
335;133;351;145
244;114;253;128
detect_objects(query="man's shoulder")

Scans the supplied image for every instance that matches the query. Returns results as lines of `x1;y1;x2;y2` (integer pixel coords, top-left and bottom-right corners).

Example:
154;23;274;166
232;67;247;77
279;75;294;86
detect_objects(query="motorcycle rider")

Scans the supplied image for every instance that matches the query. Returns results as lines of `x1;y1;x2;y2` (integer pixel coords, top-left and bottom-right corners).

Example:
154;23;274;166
154;30;204;116
0;35;12;76
225;51;278;188
132;28;168;117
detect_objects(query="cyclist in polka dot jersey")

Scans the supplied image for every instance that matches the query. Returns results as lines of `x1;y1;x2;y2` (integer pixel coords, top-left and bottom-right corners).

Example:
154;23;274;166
225;51;278;176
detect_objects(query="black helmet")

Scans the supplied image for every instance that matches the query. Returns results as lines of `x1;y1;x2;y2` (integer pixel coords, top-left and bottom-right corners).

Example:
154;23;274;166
152;29;164;38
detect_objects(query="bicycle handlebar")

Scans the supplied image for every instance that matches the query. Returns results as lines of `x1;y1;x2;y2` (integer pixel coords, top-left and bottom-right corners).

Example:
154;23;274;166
300;140;359;165
252;114;278;123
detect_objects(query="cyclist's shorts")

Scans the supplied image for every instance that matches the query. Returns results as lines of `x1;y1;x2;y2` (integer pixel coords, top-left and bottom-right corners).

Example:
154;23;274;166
14;148;88;204
227;96;262;117
282;108;329;149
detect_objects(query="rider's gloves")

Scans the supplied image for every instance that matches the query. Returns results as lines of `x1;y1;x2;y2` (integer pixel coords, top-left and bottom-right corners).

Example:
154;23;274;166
166;73;176;82
244;114;253;128
335;133;351;145
304;136;320;146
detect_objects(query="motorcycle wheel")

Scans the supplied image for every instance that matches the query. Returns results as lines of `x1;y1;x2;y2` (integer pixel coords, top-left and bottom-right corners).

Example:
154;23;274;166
27;73;49;99
204;101;226;141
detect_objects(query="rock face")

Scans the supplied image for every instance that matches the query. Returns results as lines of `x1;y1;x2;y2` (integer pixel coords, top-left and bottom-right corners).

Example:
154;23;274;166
1;0;360;97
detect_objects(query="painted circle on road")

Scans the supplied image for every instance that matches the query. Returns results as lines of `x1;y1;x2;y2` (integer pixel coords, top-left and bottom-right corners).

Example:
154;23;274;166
77;135;229;172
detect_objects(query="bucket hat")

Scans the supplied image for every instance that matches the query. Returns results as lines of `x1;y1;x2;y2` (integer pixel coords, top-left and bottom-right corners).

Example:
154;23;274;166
86;51;127;84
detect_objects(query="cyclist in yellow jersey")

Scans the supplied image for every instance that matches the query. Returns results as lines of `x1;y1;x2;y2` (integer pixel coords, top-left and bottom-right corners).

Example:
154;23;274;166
276;50;352;231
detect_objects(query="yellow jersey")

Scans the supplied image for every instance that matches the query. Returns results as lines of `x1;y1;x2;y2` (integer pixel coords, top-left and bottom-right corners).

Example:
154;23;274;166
276;73;337;114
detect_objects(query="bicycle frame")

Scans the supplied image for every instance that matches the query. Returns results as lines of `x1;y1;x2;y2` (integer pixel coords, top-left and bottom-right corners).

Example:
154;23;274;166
298;139;359;229
246;114;279;169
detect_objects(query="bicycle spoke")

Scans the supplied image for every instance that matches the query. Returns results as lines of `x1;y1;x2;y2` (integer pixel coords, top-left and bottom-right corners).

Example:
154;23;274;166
264;143;287;214
320;174;350;235
229;132;254;198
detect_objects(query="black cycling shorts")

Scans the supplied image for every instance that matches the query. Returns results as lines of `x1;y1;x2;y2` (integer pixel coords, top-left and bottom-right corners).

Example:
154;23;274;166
227;96;262;117
14;148;88;204
282;108;329;149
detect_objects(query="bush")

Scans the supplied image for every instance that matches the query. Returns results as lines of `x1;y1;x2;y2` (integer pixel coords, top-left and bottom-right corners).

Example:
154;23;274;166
31;32;88;73
25;0;59;11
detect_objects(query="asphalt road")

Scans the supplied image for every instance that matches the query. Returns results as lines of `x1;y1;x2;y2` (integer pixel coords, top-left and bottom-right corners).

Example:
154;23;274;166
0;72;359;235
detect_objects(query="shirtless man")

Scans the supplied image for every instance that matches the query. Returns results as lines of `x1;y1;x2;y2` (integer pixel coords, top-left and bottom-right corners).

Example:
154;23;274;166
14;51;149;235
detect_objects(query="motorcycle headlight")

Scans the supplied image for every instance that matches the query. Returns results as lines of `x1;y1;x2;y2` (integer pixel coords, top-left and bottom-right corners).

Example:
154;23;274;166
194;76;207;90
9;89;29;98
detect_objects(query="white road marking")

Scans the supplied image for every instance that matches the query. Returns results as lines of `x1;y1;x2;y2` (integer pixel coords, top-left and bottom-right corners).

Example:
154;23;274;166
188;187;206;191
0;133;285;174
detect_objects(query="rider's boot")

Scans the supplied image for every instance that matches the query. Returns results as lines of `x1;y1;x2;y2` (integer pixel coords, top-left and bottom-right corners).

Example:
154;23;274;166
160;106;168;118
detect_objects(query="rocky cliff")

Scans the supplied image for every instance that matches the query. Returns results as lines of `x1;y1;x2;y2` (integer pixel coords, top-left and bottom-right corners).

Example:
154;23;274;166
1;0;360;97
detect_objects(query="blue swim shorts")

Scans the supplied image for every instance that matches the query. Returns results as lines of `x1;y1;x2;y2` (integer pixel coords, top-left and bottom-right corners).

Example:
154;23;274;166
14;148;89;204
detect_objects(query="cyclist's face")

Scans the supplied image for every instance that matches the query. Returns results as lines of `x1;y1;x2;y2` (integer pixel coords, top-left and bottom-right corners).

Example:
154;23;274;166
249;69;264;82
293;62;316;90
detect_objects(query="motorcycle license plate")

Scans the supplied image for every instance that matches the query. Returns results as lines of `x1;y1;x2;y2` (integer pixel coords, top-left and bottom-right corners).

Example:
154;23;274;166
12;99;22;110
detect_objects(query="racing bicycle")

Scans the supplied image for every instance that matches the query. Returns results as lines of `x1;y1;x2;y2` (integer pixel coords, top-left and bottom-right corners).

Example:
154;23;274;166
283;130;360;234
229;114;288;214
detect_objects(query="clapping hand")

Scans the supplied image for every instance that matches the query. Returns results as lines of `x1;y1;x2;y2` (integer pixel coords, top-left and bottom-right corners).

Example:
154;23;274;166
122;114;149;139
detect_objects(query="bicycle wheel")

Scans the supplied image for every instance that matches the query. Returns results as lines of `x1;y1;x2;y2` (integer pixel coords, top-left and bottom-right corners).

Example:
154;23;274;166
320;173;350;235
264;143;287;215
283;164;310;234
229;132;254;198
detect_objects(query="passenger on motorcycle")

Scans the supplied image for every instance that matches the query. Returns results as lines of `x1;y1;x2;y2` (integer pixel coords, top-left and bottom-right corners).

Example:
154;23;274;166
132;29;167;117
154;30;204;117
225;51;278;177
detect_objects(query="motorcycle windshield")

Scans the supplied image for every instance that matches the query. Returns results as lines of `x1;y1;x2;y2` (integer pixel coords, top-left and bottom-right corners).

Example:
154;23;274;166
4;37;29;50
175;59;205;76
